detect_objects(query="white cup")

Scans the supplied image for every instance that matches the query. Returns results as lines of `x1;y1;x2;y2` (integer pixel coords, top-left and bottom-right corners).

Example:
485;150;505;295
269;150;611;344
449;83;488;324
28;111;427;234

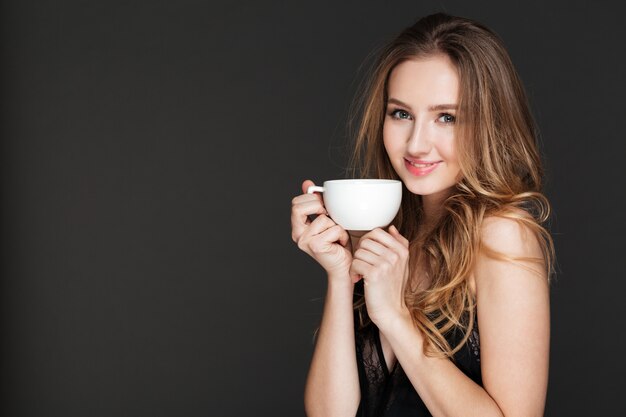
307;179;402;231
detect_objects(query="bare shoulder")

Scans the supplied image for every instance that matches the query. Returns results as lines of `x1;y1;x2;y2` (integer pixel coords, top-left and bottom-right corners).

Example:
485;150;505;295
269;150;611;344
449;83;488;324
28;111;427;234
480;212;543;260
468;213;546;297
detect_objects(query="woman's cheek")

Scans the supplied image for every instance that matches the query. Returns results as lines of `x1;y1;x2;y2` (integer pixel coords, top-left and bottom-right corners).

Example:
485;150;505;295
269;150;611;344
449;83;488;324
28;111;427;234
383;124;404;156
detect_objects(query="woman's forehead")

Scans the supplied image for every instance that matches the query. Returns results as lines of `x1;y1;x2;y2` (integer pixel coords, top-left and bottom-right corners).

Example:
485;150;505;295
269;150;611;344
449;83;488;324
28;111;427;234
387;56;459;108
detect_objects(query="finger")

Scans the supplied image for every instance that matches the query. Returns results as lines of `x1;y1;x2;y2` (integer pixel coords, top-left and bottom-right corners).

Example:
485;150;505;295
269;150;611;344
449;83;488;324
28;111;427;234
353;247;379;266
299;181;324;218
363;228;409;263
291;200;328;242
388;225;409;247
361;229;401;249
309;224;348;255
358;238;386;256
301;180;323;203
301;179;315;194
292;199;327;217
317;224;348;246
350;259;371;280
291;200;327;231
337;226;350;247
291;192;325;206
307;214;337;236
292;194;327;226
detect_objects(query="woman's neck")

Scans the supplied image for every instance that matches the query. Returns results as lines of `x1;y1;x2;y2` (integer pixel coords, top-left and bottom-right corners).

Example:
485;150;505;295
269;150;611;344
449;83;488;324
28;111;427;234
420;188;452;226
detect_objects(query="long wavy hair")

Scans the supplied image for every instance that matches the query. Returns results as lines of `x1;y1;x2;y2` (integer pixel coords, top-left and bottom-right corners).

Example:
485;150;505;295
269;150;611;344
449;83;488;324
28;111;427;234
349;13;555;359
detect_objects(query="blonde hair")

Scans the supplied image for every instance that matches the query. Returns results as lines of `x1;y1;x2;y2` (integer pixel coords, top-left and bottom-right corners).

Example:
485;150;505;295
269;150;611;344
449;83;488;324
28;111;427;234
349;13;555;358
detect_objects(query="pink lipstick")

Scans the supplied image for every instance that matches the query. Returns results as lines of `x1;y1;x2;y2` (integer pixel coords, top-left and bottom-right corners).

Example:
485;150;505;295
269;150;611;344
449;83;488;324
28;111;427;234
404;158;441;176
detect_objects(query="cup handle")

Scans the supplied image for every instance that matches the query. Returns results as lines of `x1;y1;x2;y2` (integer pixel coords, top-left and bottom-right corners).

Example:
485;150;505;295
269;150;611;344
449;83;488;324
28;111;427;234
307;185;324;194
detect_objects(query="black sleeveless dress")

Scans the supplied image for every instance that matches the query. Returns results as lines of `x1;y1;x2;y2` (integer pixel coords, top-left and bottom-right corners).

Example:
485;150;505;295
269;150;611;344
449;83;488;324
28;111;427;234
354;282;482;417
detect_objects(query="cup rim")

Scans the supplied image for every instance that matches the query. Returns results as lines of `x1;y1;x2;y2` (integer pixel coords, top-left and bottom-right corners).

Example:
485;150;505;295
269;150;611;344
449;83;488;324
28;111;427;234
323;179;400;185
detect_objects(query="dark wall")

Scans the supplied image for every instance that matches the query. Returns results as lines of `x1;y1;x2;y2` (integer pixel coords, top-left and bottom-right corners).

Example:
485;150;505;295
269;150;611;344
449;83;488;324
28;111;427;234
1;1;624;416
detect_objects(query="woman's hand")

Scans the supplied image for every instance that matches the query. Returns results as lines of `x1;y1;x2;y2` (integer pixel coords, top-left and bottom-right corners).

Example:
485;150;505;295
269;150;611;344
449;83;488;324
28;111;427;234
291;180;357;284
350;225;411;329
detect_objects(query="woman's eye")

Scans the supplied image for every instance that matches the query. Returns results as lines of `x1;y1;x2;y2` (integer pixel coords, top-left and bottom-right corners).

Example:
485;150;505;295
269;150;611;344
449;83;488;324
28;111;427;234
390;109;412;120
438;113;456;124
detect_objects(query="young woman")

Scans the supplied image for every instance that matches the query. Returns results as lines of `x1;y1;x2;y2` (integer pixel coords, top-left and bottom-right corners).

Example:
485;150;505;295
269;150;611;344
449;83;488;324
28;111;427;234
290;13;554;417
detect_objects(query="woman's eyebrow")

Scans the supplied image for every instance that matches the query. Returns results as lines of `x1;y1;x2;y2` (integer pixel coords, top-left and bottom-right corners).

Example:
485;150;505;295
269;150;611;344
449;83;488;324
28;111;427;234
387;98;412;110
387;98;457;112
428;104;458;111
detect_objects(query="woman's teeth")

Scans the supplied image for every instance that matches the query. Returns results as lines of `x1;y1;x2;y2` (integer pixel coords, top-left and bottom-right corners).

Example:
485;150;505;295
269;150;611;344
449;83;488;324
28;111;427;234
409;161;437;167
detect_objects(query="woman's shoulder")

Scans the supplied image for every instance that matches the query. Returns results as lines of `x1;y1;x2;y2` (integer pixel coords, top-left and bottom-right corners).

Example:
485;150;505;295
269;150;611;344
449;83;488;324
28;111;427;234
479;208;543;259
468;210;547;296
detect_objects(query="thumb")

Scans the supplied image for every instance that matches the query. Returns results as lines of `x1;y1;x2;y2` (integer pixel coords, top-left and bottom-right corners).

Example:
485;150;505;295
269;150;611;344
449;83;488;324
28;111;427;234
349;261;362;283
301;179;315;195
389;225;409;246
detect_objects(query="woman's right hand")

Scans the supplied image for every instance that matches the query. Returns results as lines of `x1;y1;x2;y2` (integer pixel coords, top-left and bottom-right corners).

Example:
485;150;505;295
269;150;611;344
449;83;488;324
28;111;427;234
291;180;356;283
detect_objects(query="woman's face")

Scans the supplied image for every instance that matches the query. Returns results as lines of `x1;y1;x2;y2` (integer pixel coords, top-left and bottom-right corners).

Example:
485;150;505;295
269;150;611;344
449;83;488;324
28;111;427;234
383;55;461;201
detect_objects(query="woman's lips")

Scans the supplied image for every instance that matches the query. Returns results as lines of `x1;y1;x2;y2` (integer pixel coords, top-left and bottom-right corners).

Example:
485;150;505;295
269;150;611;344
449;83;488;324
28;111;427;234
404;158;441;176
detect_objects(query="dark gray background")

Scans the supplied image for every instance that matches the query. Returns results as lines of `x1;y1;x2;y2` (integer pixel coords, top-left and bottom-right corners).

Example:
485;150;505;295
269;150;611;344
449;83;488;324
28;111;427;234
1;0;624;416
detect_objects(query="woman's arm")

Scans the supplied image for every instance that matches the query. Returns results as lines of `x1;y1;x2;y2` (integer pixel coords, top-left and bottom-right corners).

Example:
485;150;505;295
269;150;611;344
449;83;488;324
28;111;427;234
291;180;361;416
473;216;550;416
380;216;550;417
304;277;360;417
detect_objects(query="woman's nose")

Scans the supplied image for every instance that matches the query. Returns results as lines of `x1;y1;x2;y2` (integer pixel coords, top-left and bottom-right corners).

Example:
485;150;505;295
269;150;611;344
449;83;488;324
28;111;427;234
407;121;431;155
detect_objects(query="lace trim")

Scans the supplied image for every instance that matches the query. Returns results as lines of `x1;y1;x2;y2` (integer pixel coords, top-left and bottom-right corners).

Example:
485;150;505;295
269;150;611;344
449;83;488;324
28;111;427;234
468;325;481;361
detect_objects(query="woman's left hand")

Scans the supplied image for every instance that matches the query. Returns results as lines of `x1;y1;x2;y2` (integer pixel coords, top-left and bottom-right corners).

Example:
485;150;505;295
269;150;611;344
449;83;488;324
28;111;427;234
350;225;411;330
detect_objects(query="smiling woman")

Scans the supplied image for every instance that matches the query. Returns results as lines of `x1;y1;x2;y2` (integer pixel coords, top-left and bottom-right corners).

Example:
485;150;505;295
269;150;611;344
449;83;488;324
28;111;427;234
290;12;554;417
383;56;461;202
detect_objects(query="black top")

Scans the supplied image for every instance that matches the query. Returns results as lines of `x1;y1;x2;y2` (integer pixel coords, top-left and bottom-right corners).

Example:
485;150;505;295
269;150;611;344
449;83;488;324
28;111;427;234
354;283;482;417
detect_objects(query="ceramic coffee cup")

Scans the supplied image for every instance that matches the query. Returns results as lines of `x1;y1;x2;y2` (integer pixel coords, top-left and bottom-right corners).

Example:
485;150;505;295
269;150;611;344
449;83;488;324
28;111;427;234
307;179;402;231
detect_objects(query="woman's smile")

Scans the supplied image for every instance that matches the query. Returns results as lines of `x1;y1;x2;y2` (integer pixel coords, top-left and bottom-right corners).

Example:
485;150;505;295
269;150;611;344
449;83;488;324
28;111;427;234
404;158;442;176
